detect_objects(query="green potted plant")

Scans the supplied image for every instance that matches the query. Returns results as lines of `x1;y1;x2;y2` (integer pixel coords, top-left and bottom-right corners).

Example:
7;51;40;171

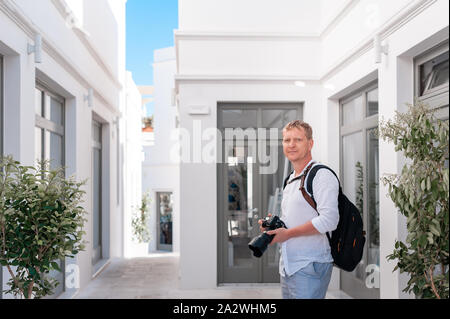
130;192;151;255
0;156;87;299
379;101;449;299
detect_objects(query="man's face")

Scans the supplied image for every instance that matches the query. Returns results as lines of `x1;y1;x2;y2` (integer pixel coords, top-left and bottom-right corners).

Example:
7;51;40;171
282;127;313;162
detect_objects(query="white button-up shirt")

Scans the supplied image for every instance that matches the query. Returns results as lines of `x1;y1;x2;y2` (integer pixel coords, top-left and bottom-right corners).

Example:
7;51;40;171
279;159;340;277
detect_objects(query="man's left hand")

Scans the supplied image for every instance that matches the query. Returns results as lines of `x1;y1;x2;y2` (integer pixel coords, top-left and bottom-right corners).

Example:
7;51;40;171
266;228;291;244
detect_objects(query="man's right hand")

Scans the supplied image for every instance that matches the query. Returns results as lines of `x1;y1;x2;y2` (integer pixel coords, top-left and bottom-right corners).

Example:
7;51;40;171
258;213;272;232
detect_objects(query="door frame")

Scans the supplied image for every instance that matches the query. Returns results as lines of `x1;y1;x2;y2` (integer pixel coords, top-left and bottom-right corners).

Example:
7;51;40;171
156;191;174;251
217;102;303;284
91;120;103;266
339;82;380;299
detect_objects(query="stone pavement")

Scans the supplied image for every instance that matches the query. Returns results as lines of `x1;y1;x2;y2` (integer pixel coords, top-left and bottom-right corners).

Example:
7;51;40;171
74;252;352;299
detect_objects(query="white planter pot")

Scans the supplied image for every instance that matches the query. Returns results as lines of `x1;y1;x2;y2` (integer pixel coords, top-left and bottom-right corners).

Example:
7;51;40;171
128;242;150;257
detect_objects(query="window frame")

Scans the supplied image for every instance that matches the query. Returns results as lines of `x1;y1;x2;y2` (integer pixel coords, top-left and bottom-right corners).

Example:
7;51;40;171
0;55;3;299
339;80;380;299
1;55;3;157
92;120;103;266
414;41;449;119
340;82;379;137
35;81;66;167
34;81;66;298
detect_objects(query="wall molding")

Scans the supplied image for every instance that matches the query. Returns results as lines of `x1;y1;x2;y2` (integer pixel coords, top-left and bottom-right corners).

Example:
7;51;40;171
174;0;359;42
175;74;321;85
319;0;358;40
51;0;123;90
175;0;439;87
320;0;437;82
0;0;121;116
174;30;321;41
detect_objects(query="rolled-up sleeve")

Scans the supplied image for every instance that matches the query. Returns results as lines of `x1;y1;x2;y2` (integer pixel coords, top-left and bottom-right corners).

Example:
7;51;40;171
310;169;340;234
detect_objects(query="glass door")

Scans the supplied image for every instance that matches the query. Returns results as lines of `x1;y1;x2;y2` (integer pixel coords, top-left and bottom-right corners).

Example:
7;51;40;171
218;103;301;284
221;141;260;283
157;192;173;251
340;84;380;299
92;121;102;265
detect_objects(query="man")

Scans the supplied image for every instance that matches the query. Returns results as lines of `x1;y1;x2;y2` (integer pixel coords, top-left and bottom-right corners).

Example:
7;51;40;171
259;120;339;299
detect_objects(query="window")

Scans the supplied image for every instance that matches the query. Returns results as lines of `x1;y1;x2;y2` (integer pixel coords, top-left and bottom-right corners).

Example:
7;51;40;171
340;82;380;299
416;42;449;168
415;42;449;120
157;192;173;251
35;83;65;298
35;85;65;169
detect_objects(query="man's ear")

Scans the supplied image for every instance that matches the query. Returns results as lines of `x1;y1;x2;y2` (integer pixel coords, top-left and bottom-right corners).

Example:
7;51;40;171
309;139;314;151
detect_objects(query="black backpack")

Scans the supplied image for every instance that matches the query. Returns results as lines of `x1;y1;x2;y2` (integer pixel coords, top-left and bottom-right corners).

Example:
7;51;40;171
283;163;366;272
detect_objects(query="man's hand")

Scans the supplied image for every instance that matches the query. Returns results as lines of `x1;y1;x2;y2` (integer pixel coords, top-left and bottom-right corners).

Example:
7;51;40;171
267;228;291;244
258;213;272;232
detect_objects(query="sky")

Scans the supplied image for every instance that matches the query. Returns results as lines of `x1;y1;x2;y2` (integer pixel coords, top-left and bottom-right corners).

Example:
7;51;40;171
126;0;178;116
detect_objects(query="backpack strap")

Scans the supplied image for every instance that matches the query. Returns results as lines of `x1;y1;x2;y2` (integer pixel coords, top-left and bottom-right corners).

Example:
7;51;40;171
300;164;340;242
305;165;342;200
282;171;294;190
299;162;319;210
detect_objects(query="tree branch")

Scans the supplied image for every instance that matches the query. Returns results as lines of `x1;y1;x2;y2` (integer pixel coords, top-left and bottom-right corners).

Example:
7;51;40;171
428;267;441;299
6;265;24;297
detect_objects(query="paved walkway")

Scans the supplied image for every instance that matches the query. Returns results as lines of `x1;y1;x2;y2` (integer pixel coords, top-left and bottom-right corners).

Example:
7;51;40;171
75;253;352;299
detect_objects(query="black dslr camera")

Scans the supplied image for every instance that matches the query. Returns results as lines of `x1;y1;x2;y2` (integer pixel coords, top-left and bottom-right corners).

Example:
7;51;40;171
248;215;286;258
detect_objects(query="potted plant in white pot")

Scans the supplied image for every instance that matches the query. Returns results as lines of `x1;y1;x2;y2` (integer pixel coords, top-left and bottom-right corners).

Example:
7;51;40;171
131;192;151;256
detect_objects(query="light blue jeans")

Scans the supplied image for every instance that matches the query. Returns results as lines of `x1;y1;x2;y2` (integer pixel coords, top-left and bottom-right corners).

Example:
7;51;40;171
281;262;333;299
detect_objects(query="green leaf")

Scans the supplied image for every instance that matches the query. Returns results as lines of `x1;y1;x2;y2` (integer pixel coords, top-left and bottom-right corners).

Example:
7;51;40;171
51;262;61;272
409;196;414;207
429;225;440;237
421;180;426;191
418;234;427;248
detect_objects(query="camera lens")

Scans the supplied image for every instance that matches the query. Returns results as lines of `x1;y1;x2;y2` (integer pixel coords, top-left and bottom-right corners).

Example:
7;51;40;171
248;233;273;257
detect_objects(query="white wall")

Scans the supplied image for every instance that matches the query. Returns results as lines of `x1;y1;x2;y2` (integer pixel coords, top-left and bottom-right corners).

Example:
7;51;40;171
142;47;180;254
323;0;449;298
179;0;321;33
177;82;327;289
176;0;449;298
122;72;144;258
0;0;125;299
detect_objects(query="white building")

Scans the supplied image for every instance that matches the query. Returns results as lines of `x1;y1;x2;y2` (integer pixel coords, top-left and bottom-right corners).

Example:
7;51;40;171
0;0;142;299
122;71;144;258
175;0;449;298
142;47;180;254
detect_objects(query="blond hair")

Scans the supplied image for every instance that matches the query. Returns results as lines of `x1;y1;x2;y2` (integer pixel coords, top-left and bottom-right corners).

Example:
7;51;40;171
283;120;313;140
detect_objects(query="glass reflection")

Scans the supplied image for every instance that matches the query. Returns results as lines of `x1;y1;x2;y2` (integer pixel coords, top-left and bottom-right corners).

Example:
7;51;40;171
366;89;379;117
420;52;449;95
342;131;365;280
227;145;254;268
367;129;379;267
263;143;285;268
342;96;364;126
159;193;173;246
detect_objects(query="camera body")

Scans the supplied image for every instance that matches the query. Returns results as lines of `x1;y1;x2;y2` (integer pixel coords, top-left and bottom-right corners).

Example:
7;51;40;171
248;215;286;258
